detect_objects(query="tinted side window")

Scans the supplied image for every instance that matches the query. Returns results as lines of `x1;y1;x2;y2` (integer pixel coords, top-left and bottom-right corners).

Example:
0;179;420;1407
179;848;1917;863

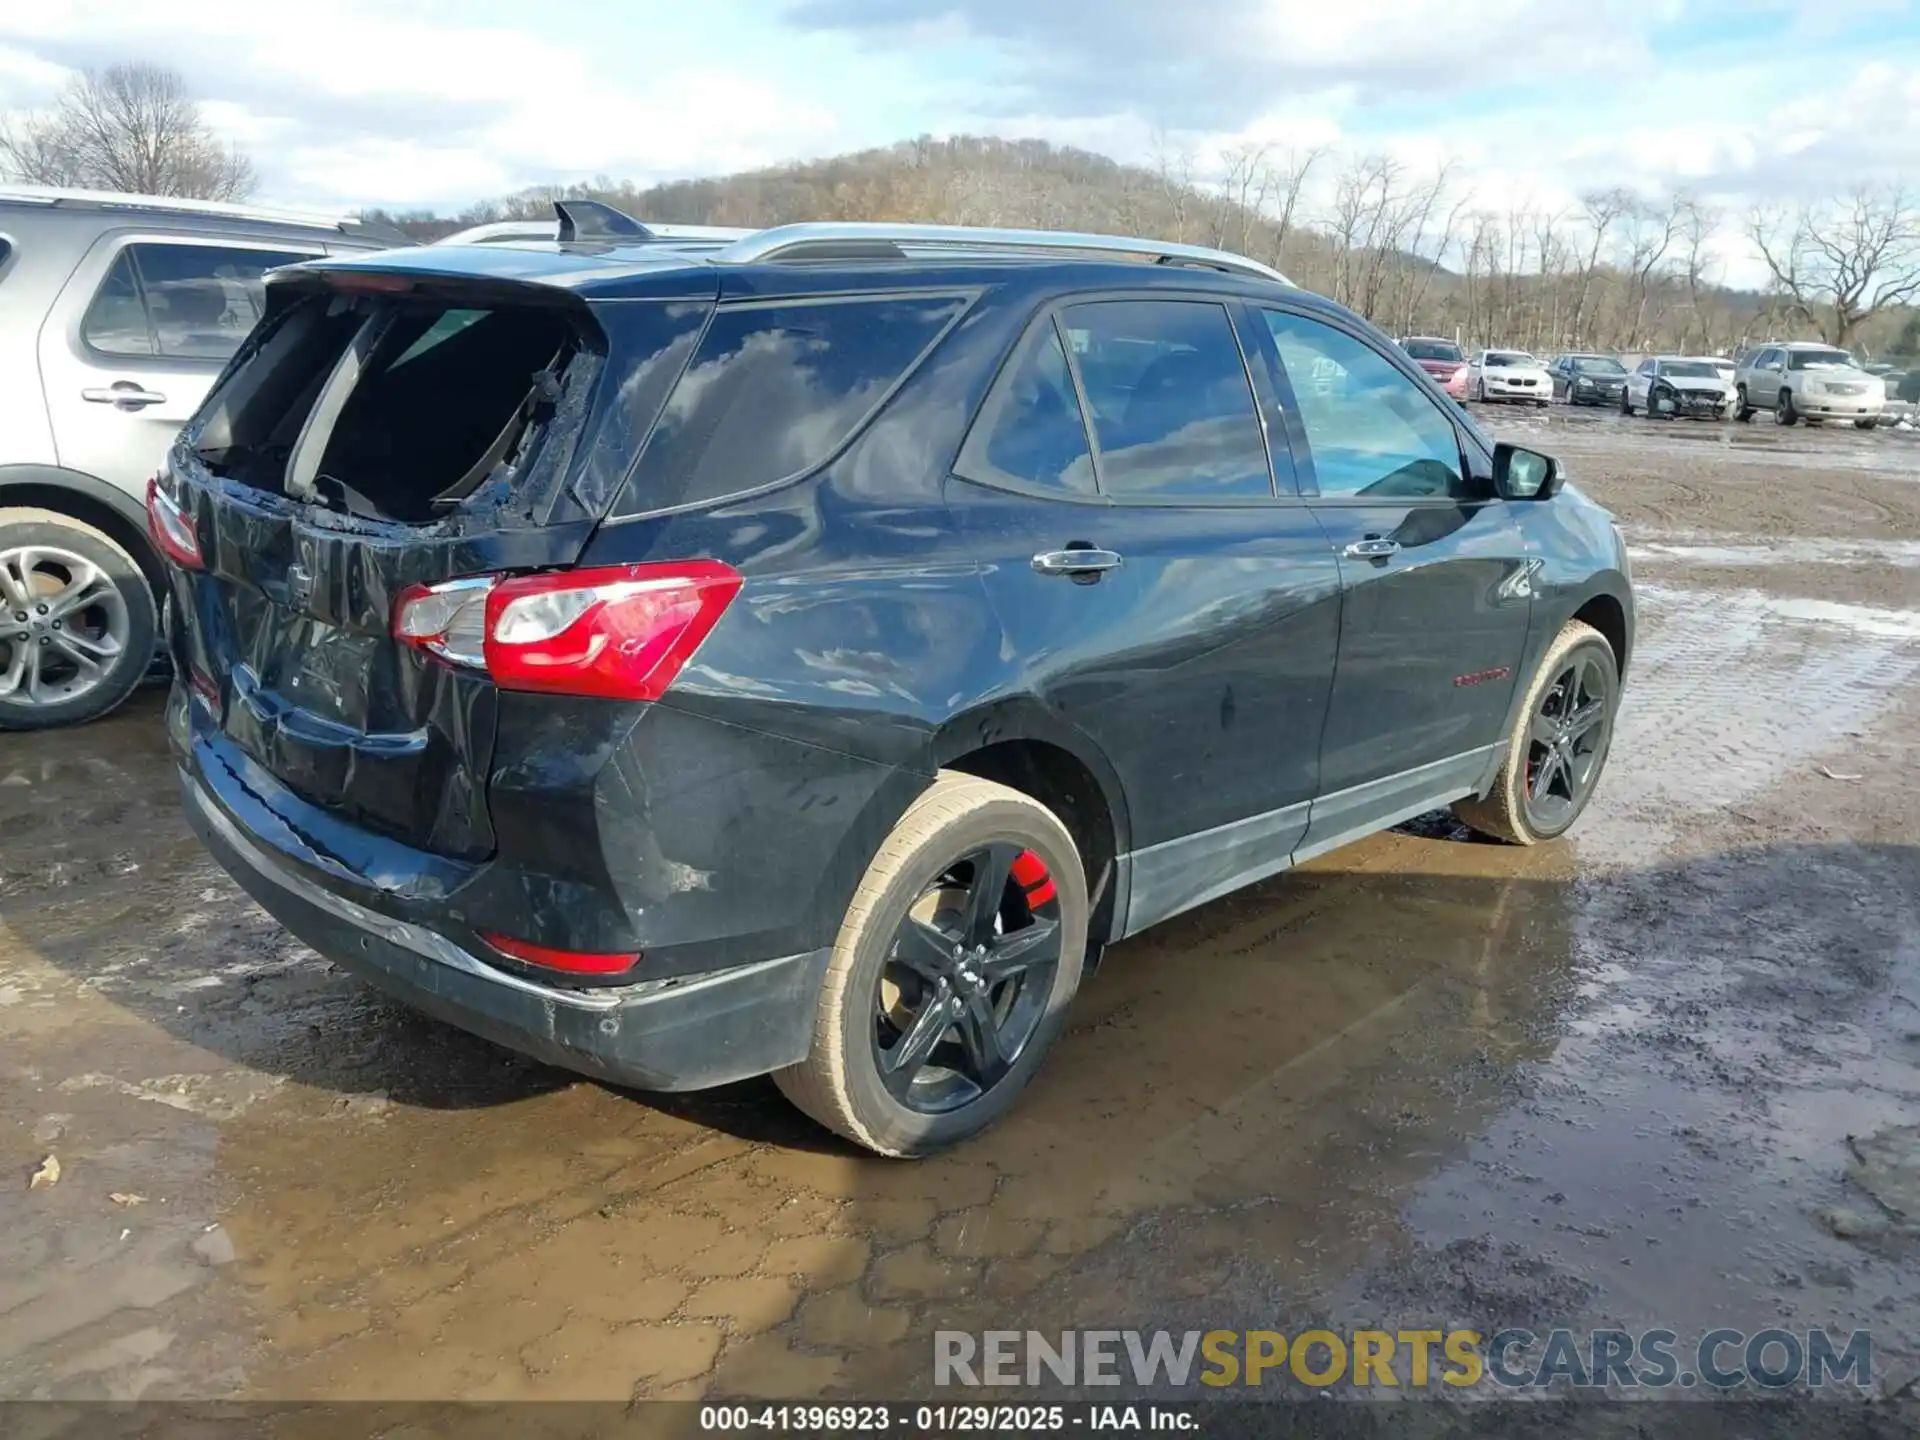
1061;300;1271;500
82;251;152;355
1259;309;1466;500
616;294;967;514
84;243;309;360
955;320;1096;495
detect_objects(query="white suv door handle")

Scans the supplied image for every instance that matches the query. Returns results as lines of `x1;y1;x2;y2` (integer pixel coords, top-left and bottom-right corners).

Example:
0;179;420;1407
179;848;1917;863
1344;538;1400;558
83;383;167;409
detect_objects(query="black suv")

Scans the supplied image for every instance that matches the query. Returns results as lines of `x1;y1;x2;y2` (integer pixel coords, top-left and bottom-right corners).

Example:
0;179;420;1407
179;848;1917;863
159;209;1633;1156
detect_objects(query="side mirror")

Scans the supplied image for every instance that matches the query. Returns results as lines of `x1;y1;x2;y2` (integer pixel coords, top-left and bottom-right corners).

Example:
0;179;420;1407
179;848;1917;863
1493;441;1562;500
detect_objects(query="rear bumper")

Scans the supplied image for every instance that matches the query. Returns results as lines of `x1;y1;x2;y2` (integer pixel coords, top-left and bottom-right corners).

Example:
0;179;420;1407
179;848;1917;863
182;763;831;1091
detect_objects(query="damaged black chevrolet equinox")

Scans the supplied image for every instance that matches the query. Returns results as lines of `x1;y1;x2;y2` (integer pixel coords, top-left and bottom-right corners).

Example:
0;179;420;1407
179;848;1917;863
159;208;1633;1155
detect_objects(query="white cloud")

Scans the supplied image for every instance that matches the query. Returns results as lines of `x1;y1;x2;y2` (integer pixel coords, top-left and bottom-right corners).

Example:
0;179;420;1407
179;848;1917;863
0;1;846;208
1;0;1915;296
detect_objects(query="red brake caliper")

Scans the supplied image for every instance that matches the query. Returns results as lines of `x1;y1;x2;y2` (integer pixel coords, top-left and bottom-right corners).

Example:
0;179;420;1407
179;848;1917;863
1010;849;1056;910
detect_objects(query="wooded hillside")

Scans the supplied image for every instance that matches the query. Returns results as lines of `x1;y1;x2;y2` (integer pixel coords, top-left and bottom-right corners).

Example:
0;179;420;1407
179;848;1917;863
369;136;1920;359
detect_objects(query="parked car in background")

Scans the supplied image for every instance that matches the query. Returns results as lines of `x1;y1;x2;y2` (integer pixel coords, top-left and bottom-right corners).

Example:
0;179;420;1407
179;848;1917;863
1733;343;1886;427
1705;356;1737;388
156;211;1633;1155
1623;356;1735;419
1466;349;1552;406
1547;354;1628;407
1398;336;1470;400
0;186;402;730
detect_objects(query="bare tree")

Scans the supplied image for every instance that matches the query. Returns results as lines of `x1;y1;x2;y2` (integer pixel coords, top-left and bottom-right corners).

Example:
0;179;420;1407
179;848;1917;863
1570;189;1630;343
1672;192;1721;352
1747;185;1920;347
1259;145;1327;270
0;63;254;200
1212;142;1271;253
1619;194;1682;349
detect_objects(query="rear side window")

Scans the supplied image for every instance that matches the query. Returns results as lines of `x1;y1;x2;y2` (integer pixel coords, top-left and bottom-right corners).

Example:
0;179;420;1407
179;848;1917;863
83;242;310;361
1060;300;1271;500
614;293;968;515
954;320;1096;496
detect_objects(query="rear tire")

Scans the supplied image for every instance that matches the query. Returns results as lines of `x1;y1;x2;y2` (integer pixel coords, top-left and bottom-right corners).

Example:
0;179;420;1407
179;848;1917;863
1453;620;1619;846
0;509;157;732
774;772;1088;1157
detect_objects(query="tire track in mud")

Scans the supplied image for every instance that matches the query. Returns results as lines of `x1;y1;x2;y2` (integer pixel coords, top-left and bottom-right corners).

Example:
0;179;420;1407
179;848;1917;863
1575;584;1920;861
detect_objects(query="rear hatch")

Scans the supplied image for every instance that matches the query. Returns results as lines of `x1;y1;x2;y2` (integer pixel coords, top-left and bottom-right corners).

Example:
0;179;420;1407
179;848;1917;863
160;248;715;863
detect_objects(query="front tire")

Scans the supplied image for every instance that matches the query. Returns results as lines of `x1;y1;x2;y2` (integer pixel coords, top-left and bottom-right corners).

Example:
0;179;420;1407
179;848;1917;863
1776;389;1799;425
1855;418;1877;430
1453;620;1619;846
0;509;157;732
774;771;1088;1157
1735;384;1754;421
1621;389;1634;416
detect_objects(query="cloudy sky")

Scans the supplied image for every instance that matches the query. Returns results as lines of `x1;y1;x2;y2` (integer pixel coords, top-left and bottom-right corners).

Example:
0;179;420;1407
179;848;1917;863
2;0;1916;276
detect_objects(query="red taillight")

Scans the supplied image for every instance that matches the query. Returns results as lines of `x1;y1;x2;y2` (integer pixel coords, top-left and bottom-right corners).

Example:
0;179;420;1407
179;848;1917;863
146;475;204;571
481;931;640;975
392;561;741;702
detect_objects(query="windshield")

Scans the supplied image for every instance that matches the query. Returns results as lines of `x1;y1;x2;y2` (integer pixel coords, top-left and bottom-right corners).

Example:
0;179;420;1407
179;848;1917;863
1660;361;1720;379
1787;349;1858;371
1571;356;1626;375
1486;351;1534;367
1402;339;1463;362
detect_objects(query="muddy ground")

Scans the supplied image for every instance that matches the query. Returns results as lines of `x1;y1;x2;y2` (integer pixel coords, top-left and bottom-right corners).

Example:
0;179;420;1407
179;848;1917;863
3;407;1918;1415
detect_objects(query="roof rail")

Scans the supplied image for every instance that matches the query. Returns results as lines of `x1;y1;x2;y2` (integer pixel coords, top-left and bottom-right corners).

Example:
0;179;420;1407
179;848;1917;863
714;222;1291;285
0;184;411;243
435;218;755;246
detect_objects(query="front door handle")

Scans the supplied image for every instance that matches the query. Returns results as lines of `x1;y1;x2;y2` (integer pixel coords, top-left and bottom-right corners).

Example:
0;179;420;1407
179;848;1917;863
1032;547;1123;578
1344;537;1400;559
83;383;167;410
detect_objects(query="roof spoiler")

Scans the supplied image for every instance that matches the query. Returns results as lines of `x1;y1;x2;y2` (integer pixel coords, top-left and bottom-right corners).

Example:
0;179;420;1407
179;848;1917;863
554;198;653;243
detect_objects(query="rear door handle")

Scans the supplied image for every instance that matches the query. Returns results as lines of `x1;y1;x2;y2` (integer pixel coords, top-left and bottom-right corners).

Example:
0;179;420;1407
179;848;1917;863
1032;548;1123;577
83;383;167;410
1344;538;1400;558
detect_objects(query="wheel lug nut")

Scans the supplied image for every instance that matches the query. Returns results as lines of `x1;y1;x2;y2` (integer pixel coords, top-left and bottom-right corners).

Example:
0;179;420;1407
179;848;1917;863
35;604;47;614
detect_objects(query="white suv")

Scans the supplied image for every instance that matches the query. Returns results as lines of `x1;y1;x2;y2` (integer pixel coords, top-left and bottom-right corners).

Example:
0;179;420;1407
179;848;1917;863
1733;343;1886;428
0;186;399;729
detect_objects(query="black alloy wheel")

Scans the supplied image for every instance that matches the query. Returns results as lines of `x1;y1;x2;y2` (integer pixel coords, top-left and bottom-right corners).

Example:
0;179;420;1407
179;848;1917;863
871;843;1062;1114
1522;650;1613;834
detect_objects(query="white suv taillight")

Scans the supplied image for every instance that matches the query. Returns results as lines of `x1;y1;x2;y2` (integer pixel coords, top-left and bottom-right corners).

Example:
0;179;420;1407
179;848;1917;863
146;474;204;571
392;562;742;701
